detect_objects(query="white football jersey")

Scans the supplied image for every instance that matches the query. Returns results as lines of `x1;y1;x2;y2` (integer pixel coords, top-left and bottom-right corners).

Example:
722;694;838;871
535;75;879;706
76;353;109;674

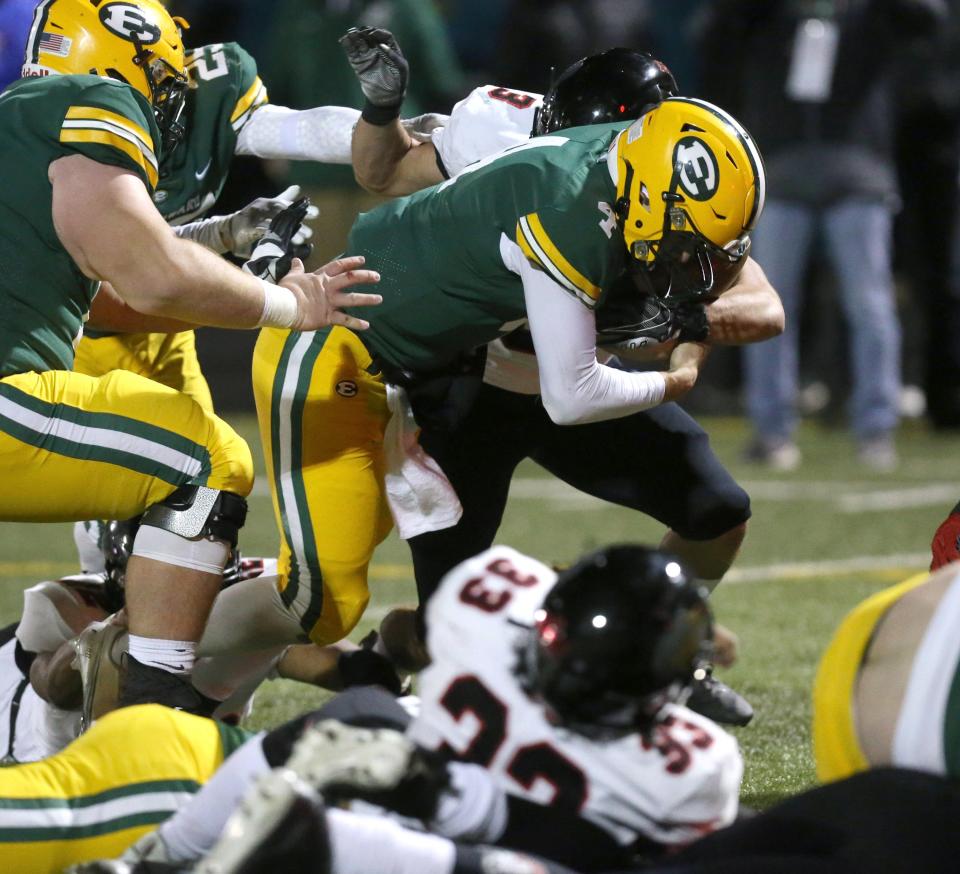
0;636;81;763
409;546;743;847
431;85;542;179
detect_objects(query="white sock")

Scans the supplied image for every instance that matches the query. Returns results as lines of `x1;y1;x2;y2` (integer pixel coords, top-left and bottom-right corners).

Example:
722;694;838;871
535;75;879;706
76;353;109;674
128;634;197;676
159;734;269;862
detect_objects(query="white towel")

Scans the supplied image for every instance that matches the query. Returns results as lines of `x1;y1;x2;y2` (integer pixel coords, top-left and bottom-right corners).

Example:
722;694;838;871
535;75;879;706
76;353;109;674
383;384;463;539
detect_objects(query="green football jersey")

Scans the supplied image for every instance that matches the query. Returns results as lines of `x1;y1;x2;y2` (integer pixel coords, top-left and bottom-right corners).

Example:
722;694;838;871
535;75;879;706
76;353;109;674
154;42;267;224
0;75;161;378
345;123;628;372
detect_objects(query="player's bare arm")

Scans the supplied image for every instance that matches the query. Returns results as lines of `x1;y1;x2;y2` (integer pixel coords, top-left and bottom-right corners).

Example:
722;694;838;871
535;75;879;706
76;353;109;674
701;256;784;345
86;281;197;333
29;640;83;711
351;117;444;196
342;26;444;197
49;156;381;332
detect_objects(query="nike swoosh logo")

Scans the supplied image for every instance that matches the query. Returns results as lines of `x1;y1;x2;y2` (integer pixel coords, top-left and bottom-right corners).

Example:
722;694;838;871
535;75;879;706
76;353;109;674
195;159;213;181
154;661;188;672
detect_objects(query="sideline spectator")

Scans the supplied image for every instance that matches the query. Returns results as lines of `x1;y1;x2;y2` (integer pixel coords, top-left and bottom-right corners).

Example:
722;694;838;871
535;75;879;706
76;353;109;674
702;0;946;471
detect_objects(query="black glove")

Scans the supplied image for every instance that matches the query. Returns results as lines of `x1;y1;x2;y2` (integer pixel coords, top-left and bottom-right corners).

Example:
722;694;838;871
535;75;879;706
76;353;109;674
337;647;404;697
596;290;678;348
242;196;312;283
672;301;710;343
339;26;409;125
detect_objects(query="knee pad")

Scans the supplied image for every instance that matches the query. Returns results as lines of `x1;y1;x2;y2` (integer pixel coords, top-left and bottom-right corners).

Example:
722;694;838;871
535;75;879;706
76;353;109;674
141;485;248;547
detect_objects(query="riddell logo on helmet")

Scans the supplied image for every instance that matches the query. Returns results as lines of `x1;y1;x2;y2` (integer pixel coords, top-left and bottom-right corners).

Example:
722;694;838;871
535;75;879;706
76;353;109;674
673;136;719;201
99;3;162;45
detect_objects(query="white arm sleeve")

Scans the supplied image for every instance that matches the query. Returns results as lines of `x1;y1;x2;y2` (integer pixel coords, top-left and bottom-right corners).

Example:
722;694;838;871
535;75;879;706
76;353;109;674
510;243;666;424
235;103;359;163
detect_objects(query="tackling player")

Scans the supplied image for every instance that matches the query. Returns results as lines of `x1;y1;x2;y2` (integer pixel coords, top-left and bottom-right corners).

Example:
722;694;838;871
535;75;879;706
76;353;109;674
0;0;380;713
343;31;780;676
250;38;768;686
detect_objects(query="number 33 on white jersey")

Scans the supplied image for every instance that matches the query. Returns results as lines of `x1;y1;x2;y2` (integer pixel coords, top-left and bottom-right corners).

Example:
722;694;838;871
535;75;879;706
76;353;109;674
409;545;743;848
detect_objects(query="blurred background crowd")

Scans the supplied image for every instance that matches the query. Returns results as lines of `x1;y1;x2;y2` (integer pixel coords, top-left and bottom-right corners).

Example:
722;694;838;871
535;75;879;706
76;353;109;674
1;0;960;456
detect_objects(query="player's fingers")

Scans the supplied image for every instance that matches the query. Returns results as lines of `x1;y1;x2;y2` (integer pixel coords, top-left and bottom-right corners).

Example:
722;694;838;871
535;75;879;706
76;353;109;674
276;184;300;204
328;270;381;294
318;255;367;277
304;205;320;220
330;289;383;309
331;311;371;331
286;257;305;276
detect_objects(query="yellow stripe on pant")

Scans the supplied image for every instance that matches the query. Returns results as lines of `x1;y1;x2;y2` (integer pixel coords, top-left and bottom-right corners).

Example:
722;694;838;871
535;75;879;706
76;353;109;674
0;705;233;874
0;369;252;522
252;326;393;645
74;331;214;414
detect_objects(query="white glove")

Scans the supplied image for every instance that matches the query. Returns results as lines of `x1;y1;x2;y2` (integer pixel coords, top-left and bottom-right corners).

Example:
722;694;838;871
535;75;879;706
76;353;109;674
400;112;449;143
173;185;319;258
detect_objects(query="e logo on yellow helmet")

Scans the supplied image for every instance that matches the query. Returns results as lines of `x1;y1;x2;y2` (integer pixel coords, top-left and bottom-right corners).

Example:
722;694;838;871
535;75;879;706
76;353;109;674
99;2;161;44
673;136;718;202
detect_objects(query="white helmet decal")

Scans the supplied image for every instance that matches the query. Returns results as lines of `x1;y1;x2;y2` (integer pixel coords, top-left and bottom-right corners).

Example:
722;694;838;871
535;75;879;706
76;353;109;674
99;2;161;44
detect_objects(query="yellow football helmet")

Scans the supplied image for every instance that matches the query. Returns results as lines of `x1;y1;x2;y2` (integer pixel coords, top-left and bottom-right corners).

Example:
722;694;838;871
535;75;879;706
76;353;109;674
21;0;189;150
613;96;765;302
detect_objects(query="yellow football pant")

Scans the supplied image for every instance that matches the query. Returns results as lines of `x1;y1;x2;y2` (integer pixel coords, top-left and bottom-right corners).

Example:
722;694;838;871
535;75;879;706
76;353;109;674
0;704;249;874
74;330;214;413
812;572;930;783
0;369;253;522
252;326;393;645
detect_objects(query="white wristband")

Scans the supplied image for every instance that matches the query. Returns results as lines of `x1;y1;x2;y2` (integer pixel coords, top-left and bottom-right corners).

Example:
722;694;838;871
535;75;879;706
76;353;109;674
256;279;299;328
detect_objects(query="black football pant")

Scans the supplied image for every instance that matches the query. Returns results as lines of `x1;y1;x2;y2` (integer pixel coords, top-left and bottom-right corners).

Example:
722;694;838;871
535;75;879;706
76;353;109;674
409;384;751;615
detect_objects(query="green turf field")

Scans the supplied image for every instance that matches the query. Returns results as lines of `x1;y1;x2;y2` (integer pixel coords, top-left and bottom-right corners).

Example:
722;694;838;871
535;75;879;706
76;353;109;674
0;413;952;809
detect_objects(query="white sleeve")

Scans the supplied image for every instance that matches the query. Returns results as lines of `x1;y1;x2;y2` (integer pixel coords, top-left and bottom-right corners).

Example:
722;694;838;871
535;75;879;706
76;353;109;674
432;85;541;177
506;241;666;424
235;103;359;163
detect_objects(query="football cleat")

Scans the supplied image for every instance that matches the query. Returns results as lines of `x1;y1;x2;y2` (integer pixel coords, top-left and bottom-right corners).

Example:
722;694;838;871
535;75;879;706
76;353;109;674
119;655;219;716
72;619;128;731
195;769;330;874
685;666;754;727
283;719;417;797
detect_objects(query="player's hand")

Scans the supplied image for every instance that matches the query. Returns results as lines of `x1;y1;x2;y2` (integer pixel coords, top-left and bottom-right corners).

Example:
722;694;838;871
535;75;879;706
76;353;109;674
244;196;314;283
665;340;708;397
224;185;319;258
400;112;449;143
340;26;409;110
280;256;382;332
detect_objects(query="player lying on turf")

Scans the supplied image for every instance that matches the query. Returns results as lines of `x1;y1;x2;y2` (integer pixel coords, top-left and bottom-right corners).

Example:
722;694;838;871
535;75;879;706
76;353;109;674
813;560;960;783
335;27;781;727
0;525;402;763
0;0;381;716
76;544;740;874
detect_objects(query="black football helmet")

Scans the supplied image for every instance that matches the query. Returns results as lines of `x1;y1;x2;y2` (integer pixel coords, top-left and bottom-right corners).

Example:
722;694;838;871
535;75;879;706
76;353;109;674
99;515;245;606
532;48;679;137
519;545;712;737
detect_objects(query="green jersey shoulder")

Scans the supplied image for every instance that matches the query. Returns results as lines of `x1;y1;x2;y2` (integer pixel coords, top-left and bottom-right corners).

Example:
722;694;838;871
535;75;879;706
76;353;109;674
345;123;626;371
0;75;161;376
156;42;268;223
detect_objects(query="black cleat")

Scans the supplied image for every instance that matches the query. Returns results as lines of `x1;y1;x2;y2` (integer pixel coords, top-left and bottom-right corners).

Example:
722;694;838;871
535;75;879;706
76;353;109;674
686;668;754;727
119;655;219;716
